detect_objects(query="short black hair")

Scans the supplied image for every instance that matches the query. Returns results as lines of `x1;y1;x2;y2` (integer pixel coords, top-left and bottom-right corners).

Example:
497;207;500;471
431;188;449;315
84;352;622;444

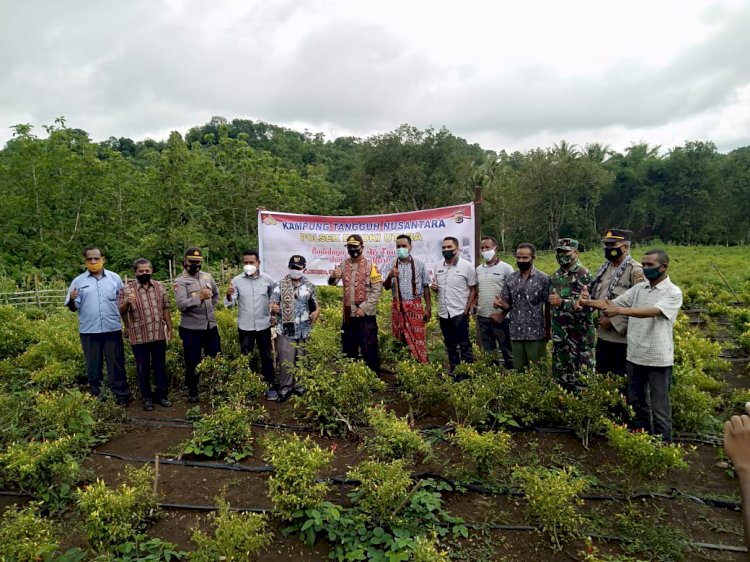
481;236;498;246
396;234;412;245
132;258;151;270
83;245;102;257
243;249;260;260
442;236;459;247
515;242;536;257
644;248;669;265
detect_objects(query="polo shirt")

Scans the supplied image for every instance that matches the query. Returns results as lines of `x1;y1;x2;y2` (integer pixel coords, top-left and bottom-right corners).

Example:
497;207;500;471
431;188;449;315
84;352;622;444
613;277;683;367
65;269;124;334
476;260;514;317
435;258;477;319
224;272;274;331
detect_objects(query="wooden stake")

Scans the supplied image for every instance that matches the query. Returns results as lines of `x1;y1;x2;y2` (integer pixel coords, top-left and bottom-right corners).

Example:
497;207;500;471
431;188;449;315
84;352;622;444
154;454;160;494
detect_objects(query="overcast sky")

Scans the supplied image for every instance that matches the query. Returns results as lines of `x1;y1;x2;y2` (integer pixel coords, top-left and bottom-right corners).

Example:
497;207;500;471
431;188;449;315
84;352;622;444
2;0;749;153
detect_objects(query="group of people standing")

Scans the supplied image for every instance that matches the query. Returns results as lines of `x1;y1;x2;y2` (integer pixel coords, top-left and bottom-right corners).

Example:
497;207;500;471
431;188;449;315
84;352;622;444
65;226;682;441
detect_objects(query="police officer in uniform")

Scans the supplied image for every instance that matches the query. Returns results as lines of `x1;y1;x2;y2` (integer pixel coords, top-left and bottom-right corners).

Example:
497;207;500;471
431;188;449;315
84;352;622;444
588;229;644;376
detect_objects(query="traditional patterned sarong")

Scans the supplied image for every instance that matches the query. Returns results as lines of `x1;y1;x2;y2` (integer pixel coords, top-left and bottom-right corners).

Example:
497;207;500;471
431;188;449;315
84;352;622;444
391;297;428;363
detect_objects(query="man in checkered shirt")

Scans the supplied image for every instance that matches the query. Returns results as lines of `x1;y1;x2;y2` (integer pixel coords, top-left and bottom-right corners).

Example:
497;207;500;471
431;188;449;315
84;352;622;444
582;248;682;442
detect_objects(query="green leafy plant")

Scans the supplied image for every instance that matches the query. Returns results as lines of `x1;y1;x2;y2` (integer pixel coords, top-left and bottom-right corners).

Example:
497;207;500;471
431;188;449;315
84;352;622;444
262;433;333;521
295;359;385;435
513;465;591;550
446;363;501;426
190;497;272;562
347;459;413;525
556;371;628;449
449;425;511;479
493;364;558;427
0;503;60;562
76;465;161;552
195;354;267;407
90;535;186;561
609;503;687;561
180;403;261;463
671;370;721;433
365;405;431;463
394;359;448;418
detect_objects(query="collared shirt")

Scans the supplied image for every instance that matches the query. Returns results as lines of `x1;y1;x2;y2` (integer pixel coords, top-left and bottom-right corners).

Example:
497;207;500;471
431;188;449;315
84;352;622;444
613;276;683;367
389;257;429;301
476;260;514;317
118;280;171;345
271;275;318;340
592;260;644;344
224;272;274;331
66;269;124;334
435;258;477;319
173;270;220;330
501;267;550;341
335;259;383;316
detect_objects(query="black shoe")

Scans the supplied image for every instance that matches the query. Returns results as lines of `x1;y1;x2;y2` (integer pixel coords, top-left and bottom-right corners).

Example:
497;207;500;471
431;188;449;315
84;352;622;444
143;400;154;412
156;398;172;408
278;388;293;403
293;385;306;396
116;397;132;407
187;395;199;404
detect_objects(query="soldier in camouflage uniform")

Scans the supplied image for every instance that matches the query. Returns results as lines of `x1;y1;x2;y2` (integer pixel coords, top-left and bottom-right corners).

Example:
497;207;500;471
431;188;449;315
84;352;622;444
549;238;595;389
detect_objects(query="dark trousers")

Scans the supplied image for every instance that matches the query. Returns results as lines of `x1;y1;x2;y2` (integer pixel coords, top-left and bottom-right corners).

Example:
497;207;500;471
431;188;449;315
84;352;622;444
179;326;221;396
439;314;474;374
239;328;275;387
80;331;130;400
341;316;380;374
131;340;168;401
626;361;673;443
477;316;514;369
595;339;627;376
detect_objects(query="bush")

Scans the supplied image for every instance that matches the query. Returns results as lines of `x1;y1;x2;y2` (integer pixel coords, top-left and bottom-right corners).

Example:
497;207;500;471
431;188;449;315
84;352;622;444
606;423;690;482
0;306;38;360
449;425;511;478
513;465;591;550
214;308;241;359
297;306;345;369
673;315;729;375
556;372;628;449
196;354;268;408
76;465;160;552
191;497;272;562
180;403;261;463
347;459;412;526
33;389;96;440
412;535;451;562
0;503;60;562
262;433;332;521
446;363;501;426
30;360;83;389
671;380;721;434
296;359;385;435
494;363;558;427
365;406;431;463
395;359;448;418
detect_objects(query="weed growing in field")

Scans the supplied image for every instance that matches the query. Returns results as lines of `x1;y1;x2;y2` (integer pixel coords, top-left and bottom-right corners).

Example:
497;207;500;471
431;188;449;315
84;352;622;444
262;433;332;521
191;496;271;562
295;359;385;435
609;502;687;561
365;405;432;463
395;358;448;419
76;465;160;552
449;425;511;480
180;403;262;463
513;465;591;550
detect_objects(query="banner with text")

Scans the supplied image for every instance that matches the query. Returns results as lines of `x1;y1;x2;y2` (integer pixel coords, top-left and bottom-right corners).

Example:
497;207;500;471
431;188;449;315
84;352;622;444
258;203;476;285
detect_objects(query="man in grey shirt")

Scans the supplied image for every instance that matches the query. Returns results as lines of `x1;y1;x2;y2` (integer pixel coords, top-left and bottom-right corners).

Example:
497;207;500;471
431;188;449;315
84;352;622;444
475;236;514;369
225;249;277;400
174;247;221;403
430;236;477;377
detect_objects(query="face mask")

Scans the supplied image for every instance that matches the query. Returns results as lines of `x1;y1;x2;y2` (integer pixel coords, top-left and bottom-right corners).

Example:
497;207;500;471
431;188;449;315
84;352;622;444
605;247;623;262
643;266;663;281
396;248;409;260
243;264;257;276
442;249;456;261
136;273;151;284
556;253;575;267
516;261;532;271
187;263;201;275
481;249;496;262
85;261;103;274
348;248;362;258
289;269;304;280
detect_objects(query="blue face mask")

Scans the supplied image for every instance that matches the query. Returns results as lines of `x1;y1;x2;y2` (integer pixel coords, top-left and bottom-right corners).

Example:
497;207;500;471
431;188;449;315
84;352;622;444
643;266;663;281
396;248;409;259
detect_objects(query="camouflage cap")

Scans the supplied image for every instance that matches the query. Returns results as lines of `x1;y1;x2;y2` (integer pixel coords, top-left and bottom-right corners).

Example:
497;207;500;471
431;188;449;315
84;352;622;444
556;238;579;251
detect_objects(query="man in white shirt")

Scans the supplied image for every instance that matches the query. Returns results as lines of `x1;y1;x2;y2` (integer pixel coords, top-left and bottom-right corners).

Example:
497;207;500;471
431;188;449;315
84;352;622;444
430;236;477;376
474;236;514;369
582;248;682;442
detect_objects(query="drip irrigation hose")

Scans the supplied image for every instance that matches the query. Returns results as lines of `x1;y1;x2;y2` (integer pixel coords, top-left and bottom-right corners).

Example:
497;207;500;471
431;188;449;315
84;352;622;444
91;451;273;472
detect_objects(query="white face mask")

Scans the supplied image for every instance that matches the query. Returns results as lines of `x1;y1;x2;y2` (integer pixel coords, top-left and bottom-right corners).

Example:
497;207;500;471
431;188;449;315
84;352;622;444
481;249;496;262
288;269;304;280
243;264;258;276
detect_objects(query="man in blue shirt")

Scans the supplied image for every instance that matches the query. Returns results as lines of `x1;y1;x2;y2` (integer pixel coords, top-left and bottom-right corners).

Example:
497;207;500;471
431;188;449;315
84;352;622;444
65;246;131;405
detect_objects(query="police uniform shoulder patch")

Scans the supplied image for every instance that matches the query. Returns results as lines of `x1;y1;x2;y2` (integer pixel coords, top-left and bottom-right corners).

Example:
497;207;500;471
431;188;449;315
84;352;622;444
370;264;383;283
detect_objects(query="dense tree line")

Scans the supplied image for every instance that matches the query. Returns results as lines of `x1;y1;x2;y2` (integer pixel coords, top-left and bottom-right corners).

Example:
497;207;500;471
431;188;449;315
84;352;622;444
1;115;748;282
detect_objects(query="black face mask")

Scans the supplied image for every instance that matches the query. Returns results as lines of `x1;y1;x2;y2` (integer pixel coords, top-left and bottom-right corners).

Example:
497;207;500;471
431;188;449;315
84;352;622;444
136;273;151;284
348;248;362;258
605;247;624;262
186;263;201;275
516;261;532;271
442;249;456;261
